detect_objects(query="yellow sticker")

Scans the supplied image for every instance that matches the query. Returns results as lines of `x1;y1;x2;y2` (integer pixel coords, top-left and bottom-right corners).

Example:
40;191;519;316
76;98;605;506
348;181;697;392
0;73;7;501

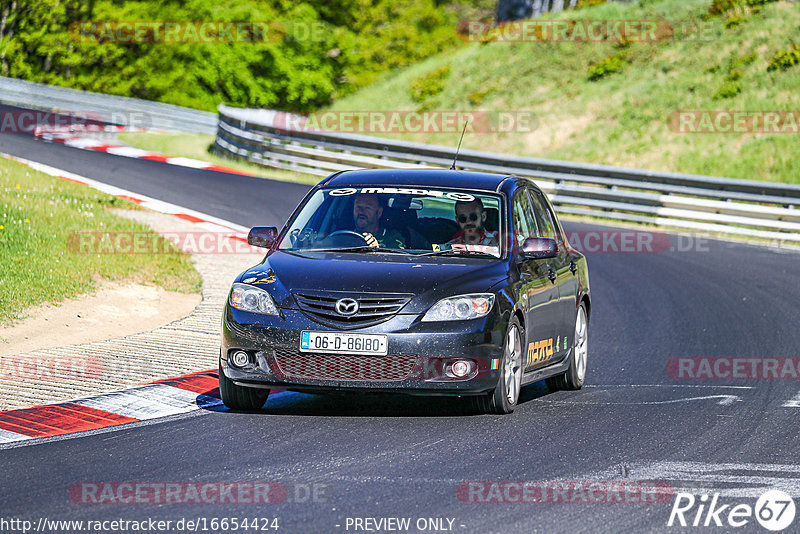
526;338;554;367
432;244;441;252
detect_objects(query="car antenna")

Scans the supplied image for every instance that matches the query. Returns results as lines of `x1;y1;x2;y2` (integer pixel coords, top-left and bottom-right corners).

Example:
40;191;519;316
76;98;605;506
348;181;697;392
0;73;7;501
450;121;468;170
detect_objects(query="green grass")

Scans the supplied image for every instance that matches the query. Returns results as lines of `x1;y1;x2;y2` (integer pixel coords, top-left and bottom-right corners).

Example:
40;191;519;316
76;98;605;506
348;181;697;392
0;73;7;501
117;132;324;186
324;0;800;183
0;157;202;325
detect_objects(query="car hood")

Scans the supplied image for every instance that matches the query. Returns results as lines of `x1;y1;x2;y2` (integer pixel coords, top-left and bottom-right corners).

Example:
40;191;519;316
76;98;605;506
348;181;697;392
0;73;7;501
237;250;509;314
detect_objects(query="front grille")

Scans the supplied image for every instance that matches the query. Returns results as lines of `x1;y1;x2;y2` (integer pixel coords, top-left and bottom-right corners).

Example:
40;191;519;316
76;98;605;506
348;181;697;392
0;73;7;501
274;350;418;381
292;290;412;329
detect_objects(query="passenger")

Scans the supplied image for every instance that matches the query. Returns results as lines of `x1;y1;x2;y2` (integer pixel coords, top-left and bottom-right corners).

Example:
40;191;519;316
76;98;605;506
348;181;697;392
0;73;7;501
352;193;406;248
449;198;498;246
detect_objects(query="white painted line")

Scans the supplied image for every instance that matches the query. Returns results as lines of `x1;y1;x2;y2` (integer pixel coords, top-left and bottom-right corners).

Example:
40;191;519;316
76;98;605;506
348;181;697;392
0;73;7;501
73;384;221;420
583;461;800;498
64;137;110;149
2;153;249;233
105;146;154;158
0;429;33;443
165;157;212;169
584;384;755;390
782;391;800;408
195;221;242;233
537;394;741;406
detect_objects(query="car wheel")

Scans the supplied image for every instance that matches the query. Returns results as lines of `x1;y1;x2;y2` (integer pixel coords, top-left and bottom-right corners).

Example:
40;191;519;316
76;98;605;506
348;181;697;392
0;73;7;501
219;365;270;410
546;303;588;391
476;317;523;414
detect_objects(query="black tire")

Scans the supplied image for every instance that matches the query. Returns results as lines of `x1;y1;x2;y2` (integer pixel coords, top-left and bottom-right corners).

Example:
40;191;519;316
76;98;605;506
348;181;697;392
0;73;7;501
219;365;270;410
546;303;588;392
475;317;524;414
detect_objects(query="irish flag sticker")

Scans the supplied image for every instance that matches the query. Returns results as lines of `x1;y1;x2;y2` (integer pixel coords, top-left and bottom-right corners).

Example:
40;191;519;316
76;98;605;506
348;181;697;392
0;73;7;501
490;359;499;370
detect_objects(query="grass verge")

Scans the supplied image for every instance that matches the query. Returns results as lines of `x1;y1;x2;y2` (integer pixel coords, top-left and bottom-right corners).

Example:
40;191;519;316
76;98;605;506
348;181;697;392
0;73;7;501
0;157;202;325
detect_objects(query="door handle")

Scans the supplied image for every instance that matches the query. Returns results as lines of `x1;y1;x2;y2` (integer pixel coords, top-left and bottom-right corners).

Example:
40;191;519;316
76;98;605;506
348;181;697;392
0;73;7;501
569;261;577;274
548;270;556;283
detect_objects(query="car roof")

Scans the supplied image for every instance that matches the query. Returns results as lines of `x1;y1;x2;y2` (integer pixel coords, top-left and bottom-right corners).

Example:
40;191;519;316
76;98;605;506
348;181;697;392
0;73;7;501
322;168;515;192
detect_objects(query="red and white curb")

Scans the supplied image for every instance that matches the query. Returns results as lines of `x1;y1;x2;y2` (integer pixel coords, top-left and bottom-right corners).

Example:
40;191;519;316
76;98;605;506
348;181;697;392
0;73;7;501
0;154;277;444
37;131;256;176
1;153;253;243
0;370;221;444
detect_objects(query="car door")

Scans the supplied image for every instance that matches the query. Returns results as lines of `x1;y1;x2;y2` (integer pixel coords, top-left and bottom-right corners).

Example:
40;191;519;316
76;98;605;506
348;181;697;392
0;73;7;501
528;188;576;362
512;189;558;372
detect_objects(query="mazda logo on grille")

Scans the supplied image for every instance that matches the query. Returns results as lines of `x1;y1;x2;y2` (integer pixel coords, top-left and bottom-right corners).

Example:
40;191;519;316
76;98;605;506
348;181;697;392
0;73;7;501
335;298;359;317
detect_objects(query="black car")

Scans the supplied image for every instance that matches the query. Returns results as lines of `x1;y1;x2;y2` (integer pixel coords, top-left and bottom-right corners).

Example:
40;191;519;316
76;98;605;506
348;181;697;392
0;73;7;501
220;169;590;414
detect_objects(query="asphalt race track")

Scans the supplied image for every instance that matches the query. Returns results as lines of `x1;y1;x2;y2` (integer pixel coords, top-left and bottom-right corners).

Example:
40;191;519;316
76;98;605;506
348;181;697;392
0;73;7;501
2;117;800;533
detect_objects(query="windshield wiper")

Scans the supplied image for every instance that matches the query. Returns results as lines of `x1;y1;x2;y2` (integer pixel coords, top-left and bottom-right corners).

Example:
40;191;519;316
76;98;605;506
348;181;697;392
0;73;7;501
418;249;499;257
296;246;415;255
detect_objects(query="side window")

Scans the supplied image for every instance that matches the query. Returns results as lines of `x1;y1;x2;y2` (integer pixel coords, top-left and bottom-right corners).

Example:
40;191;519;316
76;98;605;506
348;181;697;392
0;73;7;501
512;190;538;247
527;189;558;241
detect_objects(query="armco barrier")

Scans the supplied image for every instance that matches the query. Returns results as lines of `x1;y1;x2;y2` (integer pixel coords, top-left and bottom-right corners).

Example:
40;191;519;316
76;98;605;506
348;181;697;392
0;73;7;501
0;76;216;134
214;104;800;243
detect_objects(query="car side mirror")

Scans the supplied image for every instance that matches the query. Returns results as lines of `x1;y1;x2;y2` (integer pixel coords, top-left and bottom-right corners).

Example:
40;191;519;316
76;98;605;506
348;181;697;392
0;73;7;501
247;226;278;248
521;237;558;259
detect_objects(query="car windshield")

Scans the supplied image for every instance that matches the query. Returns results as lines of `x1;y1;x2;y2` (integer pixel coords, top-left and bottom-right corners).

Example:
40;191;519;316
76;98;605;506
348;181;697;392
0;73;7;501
277;186;504;258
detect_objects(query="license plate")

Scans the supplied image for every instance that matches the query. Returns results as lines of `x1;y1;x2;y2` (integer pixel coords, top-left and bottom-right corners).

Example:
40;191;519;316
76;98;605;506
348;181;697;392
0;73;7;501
299;331;388;355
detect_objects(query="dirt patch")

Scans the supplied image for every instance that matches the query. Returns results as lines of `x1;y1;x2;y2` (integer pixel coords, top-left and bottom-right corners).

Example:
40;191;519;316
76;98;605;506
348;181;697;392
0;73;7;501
0;280;201;356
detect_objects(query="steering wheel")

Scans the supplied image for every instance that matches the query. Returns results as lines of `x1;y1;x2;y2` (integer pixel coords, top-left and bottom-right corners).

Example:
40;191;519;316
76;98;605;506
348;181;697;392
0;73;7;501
326;230;371;244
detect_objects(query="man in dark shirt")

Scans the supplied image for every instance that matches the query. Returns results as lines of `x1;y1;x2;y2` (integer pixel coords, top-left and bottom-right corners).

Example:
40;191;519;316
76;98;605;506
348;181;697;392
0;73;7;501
353;193;406;248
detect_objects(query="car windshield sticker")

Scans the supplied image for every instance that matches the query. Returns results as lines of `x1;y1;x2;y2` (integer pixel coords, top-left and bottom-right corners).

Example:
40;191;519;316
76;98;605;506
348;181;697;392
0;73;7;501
329;187;475;202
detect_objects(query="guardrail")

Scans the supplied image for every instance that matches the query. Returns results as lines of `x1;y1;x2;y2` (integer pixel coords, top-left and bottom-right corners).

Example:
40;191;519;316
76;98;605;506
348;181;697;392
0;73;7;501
215;104;800;243
0;76;216;134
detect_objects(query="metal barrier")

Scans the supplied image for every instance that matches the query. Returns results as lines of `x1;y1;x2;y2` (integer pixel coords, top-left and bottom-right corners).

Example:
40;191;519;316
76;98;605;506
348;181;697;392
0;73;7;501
0;76;216;133
215;104;800;243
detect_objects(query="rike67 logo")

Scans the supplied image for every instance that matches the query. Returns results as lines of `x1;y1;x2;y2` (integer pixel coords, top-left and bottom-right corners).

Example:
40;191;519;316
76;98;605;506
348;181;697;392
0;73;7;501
668;490;796;531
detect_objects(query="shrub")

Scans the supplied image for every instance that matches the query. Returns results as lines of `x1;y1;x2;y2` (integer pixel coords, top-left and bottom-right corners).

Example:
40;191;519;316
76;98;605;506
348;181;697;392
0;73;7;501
587;54;625;81
409;65;451;103
767;44;800;72
713;80;742;99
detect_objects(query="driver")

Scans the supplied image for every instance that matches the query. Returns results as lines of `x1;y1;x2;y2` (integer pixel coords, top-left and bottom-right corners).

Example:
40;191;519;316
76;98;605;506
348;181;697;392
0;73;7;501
449;198;498;246
352;193;406;248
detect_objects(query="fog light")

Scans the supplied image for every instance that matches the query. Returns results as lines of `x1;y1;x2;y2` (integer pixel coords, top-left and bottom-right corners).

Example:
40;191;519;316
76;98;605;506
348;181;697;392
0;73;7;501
450;360;472;378
231;350;250;368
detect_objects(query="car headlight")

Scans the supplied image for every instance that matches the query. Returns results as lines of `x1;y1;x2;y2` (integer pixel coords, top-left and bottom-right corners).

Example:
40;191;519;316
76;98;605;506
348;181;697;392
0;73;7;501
229;283;279;315
421;294;495;322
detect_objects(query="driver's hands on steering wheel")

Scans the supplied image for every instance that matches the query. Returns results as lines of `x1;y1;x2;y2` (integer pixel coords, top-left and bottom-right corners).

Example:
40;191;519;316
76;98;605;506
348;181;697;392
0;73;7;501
362;233;380;248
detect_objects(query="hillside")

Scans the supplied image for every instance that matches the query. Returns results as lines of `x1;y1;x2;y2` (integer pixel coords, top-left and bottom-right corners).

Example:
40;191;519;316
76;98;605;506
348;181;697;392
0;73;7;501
327;0;800;182
1;0;493;112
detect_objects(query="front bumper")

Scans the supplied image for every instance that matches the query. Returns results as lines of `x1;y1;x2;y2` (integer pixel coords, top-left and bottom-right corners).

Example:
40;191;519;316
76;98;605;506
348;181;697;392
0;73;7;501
220;306;506;395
